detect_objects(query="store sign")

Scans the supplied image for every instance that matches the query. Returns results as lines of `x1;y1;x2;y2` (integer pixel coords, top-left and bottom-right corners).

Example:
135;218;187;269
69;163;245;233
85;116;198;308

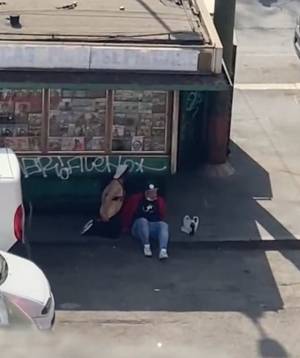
90;47;200;72
0;44;200;72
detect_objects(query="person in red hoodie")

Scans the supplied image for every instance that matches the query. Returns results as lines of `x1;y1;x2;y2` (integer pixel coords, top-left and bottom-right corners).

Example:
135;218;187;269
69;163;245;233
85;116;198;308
121;183;169;259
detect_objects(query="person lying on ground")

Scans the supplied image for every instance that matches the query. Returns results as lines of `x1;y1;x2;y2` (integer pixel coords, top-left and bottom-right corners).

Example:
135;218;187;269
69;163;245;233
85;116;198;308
121;182;169;260
81;164;129;239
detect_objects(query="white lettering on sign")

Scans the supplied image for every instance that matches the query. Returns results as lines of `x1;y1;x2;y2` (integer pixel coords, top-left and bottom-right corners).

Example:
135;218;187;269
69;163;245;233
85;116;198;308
19;156;168;180
91;46;200;72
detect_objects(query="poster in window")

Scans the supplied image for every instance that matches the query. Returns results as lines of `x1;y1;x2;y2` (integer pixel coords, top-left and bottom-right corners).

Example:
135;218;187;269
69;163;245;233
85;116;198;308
29;137;41;151
112;90;168;153
0;124;16;137
0;89;43;152
152;127;165;137
15;137;29;151
61;137;85;151
112;125;125;138
28;113;42;121
0;101;13;113
151;138;166;151
143;138;152;151
137;126;151;137
28;113;42;128
15;102;31;114
59;98;72;111
72;98;94;109
138;102;152;114
93;99;106;113
49;89;107;152
4;137;16;149
112;139;131;151
15;124;28;137
131;136;144;151
49;138;62;151
86;137;105;151
15;102;31;121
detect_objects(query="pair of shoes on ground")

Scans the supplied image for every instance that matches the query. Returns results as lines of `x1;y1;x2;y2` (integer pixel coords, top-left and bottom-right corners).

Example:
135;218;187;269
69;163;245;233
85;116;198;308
144;244;168;260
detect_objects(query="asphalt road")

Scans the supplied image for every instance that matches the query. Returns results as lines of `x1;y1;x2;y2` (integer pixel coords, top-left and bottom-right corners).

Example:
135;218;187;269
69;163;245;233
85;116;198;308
235;0;300;84
3;242;300;357
232;0;300;244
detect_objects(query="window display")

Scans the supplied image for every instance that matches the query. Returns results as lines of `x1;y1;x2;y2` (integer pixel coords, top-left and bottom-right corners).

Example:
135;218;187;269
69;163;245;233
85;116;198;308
0;88;171;154
49;90;107;152
0;90;43;152
112;90;168;152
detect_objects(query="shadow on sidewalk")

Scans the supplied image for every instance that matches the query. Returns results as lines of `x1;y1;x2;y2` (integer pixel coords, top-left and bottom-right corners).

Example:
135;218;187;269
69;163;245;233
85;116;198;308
24;141;300;357
168;141;300;266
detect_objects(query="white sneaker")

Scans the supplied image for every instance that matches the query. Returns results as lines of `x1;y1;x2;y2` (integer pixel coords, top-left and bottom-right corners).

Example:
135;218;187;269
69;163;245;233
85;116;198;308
81;219;94;235
159;249;168;260
143;244;152;257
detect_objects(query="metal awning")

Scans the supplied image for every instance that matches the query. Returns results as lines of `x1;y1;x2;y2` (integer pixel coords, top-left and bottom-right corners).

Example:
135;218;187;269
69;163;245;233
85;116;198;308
0;70;229;91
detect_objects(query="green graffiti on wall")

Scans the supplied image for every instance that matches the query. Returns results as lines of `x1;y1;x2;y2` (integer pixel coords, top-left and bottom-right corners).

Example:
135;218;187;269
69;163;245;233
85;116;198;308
178;91;206;170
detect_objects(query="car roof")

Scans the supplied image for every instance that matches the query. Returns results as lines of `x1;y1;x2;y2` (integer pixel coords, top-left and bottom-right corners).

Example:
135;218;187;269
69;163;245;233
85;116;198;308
0;148;20;180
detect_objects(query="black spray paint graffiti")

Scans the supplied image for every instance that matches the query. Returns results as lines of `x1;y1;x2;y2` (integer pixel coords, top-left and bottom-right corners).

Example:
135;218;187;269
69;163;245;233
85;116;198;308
19;156;168;180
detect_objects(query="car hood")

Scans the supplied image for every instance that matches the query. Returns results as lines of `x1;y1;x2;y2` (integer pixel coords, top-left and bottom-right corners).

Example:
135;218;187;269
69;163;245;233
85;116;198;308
0;251;50;305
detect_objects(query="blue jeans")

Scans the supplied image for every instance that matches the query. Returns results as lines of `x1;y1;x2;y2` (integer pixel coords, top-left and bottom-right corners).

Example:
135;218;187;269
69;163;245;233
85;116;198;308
132;218;169;250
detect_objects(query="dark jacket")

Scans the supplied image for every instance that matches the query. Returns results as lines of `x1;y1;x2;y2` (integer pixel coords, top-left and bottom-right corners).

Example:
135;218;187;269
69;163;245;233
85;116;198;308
121;193;166;233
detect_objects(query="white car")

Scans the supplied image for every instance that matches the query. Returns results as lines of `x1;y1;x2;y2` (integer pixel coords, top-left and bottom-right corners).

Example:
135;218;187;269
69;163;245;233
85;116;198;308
295;16;300;59
0;250;55;330
0;148;25;251
0;292;35;330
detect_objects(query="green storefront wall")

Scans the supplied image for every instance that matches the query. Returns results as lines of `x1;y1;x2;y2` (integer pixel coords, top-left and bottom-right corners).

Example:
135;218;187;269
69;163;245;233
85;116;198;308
22;91;213;212
20;155;170;211
17;89;209;212
0;68;231;212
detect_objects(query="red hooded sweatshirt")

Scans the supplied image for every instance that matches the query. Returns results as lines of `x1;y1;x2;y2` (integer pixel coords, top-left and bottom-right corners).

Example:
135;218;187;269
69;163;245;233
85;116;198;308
121;193;166;233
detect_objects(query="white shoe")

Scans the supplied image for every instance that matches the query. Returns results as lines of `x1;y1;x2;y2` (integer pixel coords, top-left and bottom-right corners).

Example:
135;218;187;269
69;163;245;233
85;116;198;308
181;215;192;234
143;244;152;257
81;219;94;235
193;216;200;233
159;249;168;260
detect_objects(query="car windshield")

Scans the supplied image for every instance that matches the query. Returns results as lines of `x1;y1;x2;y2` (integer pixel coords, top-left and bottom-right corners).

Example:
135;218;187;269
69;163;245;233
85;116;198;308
0;255;8;286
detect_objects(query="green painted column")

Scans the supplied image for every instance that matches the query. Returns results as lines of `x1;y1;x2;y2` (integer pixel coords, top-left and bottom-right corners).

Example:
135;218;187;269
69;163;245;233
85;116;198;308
207;90;231;164
178;91;207;170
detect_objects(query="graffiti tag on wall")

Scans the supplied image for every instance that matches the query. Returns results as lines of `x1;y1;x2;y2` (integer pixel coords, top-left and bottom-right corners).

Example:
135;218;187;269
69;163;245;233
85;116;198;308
185;91;204;120
19;156;169;180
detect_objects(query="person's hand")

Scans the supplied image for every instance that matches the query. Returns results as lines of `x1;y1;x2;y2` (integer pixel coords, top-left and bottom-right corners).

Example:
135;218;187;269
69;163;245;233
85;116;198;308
100;213;109;222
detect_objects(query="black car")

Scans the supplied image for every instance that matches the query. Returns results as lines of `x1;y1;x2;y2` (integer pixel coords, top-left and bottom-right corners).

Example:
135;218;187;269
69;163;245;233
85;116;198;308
295;16;300;59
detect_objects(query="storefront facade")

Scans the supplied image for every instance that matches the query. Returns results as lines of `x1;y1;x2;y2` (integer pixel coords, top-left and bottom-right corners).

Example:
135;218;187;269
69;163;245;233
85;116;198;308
0;0;232;209
0;88;173;174
0;83;228;209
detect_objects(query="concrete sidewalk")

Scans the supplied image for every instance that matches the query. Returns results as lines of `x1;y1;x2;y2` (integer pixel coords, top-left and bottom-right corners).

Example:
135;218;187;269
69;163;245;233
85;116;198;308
28;140;300;244
28;86;300;244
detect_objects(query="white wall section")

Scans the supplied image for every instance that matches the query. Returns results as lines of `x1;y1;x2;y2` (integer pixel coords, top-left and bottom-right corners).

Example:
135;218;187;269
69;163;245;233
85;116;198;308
0;44;203;72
